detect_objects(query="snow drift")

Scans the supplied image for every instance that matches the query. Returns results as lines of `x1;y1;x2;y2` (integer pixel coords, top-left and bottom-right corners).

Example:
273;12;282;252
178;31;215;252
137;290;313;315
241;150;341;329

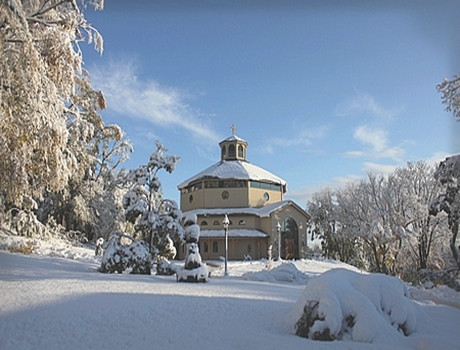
288;268;418;343
242;261;310;284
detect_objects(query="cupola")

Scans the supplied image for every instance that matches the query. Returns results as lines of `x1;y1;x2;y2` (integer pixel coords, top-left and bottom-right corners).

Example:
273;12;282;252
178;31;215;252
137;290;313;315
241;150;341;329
219;125;248;161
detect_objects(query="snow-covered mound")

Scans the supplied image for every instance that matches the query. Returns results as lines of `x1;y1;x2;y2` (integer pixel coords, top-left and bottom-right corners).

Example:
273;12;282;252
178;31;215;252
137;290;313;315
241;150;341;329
242;261;310;284
410;284;460;309
0;230;98;262
287;268;418;343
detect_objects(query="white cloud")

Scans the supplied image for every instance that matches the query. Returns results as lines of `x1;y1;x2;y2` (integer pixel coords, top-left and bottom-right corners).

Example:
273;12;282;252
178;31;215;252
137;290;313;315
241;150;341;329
362;162;398;175
264;125;329;152
346;125;405;162
286;174;362;204
336;93;398;120
423;151;451;167
90;59;220;145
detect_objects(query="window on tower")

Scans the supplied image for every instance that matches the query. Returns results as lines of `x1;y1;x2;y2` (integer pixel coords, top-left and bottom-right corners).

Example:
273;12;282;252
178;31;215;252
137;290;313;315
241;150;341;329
228;144;236;158
221;145;226;159
238;145;244;158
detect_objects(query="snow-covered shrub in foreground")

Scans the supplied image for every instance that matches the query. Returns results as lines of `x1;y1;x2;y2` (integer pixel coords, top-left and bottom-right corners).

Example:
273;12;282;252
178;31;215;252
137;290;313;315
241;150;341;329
288;269;418;343
100;232;151;274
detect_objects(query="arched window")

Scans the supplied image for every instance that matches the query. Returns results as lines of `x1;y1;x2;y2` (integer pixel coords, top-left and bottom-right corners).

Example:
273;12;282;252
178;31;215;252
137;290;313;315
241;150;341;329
213;220;220;226
203;242;208;253
247;244;252;253
238;145;244;158
201;220;208;226
228;144;236;158
212;241;219;253
221;145;226;159
239;220;246;225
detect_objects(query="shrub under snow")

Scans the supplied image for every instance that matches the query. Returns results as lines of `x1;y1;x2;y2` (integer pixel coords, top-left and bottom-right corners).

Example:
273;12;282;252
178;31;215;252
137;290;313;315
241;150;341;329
288;268;418;343
100;232;151;274
242;261;310;284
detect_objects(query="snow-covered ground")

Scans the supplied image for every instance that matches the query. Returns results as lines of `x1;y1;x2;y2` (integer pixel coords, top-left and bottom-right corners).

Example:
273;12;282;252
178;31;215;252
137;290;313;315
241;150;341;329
1;234;459;350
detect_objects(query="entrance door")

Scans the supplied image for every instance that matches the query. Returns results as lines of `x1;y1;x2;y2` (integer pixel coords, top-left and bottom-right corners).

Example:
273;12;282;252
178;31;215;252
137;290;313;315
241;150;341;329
281;218;299;259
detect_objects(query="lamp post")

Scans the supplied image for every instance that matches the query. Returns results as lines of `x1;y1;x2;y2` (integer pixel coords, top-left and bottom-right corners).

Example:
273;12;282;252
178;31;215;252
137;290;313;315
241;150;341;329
223;214;230;276
276;221;281;261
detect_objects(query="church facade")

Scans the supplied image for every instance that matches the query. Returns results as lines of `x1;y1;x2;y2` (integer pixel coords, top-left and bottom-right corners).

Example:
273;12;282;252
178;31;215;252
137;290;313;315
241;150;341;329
177;129;310;260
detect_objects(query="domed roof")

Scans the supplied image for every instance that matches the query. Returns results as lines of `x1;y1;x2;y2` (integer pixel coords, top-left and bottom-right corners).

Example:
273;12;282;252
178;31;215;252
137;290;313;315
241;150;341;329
178;160;286;190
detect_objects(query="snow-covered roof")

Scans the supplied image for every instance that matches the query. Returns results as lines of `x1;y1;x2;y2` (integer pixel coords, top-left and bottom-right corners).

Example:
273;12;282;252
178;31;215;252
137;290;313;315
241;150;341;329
178;160;286;189
200;229;268;238
182;200;306;219
219;134;247;144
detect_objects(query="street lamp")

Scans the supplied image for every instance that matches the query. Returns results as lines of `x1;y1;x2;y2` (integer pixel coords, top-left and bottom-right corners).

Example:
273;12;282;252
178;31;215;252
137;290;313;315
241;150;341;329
276;221;281;261
223;214;230;276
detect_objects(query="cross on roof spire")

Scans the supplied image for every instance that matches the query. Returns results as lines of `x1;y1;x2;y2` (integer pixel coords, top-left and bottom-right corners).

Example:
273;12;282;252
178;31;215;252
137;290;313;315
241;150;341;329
231;124;236;135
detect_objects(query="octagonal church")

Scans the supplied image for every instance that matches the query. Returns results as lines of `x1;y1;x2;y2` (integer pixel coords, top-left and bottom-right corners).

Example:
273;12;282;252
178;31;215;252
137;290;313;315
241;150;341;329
177;128;310;260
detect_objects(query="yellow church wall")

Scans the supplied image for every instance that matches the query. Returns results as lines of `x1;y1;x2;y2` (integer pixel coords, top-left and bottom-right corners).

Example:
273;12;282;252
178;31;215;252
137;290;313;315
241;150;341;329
248;187;282;207
199;237;268;260
181;185;283;211
180;187;205;212
203;187;249;208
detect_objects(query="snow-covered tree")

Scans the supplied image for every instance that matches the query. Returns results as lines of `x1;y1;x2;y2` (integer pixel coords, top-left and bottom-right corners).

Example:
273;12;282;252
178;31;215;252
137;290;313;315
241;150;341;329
430;155;460;269
122;141;183;269
0;0;104;209
392;162;449;274
308;162;451;279
36;124;132;241
437;74;460;119
307;189;358;265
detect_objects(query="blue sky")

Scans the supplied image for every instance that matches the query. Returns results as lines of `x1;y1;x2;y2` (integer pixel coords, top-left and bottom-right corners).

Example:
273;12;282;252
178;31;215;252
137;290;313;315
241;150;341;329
82;1;460;206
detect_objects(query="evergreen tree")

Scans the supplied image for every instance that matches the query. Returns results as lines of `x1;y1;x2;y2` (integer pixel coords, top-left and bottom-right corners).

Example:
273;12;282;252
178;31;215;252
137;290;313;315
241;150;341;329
122;141;183;265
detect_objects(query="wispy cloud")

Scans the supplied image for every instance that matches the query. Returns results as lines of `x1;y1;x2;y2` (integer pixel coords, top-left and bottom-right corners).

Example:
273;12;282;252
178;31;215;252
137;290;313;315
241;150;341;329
261;125;329;154
286;174;362;204
362;162;398;175
90;59;220;144
346;125;405;162
336;93;398;120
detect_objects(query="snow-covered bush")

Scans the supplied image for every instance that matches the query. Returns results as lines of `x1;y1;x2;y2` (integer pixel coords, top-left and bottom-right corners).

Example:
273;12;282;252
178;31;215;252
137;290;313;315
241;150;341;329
3;209;50;239
419;268;460;291
289;269;418;343
100;232;151;274
242;261;309;284
156;257;177;276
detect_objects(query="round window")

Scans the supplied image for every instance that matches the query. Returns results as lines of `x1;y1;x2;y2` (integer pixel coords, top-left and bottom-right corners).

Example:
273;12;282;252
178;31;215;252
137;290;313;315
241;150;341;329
222;190;229;200
263;192;269;201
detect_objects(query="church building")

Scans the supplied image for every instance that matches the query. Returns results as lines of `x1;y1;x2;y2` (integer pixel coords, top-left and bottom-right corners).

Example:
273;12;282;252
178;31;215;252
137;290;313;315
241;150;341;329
177;127;310;260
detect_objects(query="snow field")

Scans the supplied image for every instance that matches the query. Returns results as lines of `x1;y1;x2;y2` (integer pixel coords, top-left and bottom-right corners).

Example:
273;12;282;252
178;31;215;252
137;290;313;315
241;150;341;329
1;236;460;350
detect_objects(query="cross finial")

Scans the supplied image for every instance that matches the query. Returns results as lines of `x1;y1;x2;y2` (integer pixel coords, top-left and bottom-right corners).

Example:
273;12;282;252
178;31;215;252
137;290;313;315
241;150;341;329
231;124;236;135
